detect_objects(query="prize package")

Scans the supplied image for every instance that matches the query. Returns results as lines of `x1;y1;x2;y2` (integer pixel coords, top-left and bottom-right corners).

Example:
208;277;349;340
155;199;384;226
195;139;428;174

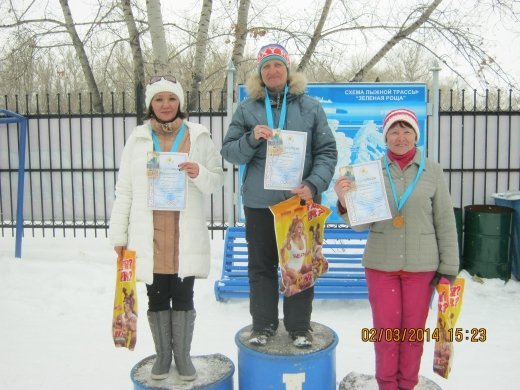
270;196;331;297
433;278;465;378
112;249;138;350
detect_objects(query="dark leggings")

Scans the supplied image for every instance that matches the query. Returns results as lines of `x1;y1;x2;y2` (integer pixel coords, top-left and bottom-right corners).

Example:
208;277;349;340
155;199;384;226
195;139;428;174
146;273;195;312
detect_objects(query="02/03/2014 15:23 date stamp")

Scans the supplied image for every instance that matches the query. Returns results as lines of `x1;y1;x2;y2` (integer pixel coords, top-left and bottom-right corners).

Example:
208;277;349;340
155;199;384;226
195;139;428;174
361;327;487;343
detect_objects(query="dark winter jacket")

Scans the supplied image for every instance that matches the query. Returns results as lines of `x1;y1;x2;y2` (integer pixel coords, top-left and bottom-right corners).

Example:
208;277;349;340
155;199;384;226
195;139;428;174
221;72;338;208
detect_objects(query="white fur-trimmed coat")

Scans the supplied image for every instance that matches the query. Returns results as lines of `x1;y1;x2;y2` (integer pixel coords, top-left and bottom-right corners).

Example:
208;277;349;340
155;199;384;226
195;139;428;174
109;121;223;284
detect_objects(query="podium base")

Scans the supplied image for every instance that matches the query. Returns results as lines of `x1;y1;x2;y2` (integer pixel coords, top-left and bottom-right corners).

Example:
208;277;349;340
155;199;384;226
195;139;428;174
339;372;442;390
130;353;234;390
236;321;338;390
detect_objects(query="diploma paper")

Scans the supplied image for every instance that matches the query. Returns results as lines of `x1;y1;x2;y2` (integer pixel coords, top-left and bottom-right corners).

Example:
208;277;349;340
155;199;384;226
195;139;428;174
342;160;392;226
147;152;188;210
264;129;307;190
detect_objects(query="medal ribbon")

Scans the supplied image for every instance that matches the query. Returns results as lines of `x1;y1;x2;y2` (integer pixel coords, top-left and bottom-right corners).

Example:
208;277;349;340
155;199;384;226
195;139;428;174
383;148;425;212
264;85;288;130
151;122;186;152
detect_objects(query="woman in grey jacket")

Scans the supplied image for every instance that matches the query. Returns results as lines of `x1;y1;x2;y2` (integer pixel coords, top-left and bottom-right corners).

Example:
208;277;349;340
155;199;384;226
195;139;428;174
221;43;337;348
334;108;459;390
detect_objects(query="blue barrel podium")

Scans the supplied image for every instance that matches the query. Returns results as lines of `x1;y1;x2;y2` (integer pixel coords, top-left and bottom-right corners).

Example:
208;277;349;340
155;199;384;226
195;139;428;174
235;322;338;390
130;353;234;390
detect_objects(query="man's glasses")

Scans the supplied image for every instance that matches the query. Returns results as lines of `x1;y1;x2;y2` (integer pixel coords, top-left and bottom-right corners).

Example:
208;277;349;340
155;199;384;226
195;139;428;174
148;75;177;85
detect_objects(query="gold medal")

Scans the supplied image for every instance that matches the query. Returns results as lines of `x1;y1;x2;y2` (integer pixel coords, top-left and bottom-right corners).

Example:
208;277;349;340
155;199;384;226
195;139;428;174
392;214;404;228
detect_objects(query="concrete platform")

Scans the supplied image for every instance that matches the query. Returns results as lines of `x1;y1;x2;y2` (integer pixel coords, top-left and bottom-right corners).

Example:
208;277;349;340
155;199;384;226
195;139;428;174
339;372;442;390
130;353;234;390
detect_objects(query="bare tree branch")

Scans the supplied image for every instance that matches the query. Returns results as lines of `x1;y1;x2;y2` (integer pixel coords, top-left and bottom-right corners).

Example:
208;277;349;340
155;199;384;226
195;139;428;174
58;0;103;112
298;0;332;71
146;0;170;74
351;0;443;82
120;0;146;119
189;0;213;111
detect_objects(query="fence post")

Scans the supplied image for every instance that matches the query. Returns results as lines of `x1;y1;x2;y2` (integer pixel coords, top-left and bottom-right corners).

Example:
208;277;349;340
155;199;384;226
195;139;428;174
225;61;236;227
429;61;442;162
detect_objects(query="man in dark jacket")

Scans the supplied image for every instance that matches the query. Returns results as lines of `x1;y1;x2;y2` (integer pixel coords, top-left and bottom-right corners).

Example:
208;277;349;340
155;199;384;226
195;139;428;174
221;43;337;348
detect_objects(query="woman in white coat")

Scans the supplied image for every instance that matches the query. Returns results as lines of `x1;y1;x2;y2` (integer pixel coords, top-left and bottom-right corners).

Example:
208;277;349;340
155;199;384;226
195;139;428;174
109;76;223;381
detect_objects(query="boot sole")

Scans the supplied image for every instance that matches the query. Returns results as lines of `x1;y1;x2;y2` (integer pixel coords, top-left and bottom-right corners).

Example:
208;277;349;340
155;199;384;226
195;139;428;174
150;371;170;380
179;372;197;381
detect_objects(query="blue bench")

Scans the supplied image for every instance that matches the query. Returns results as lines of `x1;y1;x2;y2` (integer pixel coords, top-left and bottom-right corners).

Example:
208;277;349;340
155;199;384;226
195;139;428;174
214;226;369;301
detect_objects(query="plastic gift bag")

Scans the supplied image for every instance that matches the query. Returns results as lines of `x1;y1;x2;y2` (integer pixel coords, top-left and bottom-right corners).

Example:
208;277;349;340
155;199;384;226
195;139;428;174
112;249;138;350
433;277;465;378
270;196;331;297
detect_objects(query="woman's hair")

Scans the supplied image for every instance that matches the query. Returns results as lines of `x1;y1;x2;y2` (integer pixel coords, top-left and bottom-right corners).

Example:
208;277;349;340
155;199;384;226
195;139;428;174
288;216;304;237
390;120;414;130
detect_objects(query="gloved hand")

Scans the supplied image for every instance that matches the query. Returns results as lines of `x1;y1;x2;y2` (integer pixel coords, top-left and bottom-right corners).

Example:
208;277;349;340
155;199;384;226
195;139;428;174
430;272;457;287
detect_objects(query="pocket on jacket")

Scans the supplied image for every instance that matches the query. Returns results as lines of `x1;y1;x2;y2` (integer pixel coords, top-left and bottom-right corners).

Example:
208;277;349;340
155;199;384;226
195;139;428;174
418;233;438;260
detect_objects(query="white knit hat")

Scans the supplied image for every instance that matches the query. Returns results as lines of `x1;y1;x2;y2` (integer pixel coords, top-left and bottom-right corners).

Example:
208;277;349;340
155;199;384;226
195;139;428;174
145;76;184;111
383;108;420;142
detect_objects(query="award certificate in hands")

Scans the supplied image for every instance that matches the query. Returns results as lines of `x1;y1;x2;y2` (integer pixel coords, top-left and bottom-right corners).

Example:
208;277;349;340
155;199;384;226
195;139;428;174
341;160;392;226
147;152;188;210
264;129;307;190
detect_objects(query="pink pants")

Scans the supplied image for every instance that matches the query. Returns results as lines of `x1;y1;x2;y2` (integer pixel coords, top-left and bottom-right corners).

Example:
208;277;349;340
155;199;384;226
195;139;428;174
365;268;435;390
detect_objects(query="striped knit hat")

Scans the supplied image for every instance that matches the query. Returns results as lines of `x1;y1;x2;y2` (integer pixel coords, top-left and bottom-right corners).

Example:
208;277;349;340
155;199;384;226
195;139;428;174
257;43;291;78
383;108;420;142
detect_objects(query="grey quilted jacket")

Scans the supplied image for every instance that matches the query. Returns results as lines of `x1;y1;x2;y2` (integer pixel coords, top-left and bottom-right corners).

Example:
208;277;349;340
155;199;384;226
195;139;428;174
341;149;460;276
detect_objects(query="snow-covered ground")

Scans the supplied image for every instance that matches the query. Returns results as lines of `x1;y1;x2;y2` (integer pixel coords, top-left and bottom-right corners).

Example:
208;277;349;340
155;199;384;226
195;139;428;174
1;234;519;389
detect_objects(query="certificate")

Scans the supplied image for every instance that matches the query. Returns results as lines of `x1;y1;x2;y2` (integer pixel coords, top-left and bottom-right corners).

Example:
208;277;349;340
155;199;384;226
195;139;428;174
264;129;307;190
341;160;392;226
147;152;188;210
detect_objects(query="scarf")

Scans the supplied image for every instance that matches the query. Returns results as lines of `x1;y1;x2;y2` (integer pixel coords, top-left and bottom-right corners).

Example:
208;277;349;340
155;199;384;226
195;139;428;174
387;148;416;170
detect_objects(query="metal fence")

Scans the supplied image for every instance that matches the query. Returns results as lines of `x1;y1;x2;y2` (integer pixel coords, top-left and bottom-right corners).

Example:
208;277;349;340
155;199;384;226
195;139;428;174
436;89;520;207
1;89;519;239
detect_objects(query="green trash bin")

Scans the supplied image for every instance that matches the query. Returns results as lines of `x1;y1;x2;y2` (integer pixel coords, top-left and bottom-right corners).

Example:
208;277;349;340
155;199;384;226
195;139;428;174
462;204;514;281
492;191;520;280
454;207;463;263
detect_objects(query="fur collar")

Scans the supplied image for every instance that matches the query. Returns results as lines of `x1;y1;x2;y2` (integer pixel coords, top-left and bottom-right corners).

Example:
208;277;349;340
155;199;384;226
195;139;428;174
245;71;308;100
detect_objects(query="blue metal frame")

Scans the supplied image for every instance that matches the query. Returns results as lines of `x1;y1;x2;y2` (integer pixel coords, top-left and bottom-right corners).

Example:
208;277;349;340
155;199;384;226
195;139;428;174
0;109;28;258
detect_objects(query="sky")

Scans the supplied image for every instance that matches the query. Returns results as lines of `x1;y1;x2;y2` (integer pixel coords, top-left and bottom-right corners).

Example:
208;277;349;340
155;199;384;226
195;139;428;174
1;233;519;389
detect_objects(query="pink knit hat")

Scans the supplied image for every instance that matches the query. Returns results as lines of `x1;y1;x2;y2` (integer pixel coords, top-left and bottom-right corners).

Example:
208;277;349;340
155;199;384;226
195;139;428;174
383;108;420;142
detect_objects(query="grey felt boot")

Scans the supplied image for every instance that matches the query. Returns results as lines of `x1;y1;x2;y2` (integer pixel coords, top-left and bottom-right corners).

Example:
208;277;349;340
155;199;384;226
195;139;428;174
171;309;197;381
147;310;172;380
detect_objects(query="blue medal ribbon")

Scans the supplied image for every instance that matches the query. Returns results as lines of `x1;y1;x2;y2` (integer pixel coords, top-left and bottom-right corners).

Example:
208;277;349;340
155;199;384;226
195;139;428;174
264;85;288;130
151;122;186;152
383;148;425;212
